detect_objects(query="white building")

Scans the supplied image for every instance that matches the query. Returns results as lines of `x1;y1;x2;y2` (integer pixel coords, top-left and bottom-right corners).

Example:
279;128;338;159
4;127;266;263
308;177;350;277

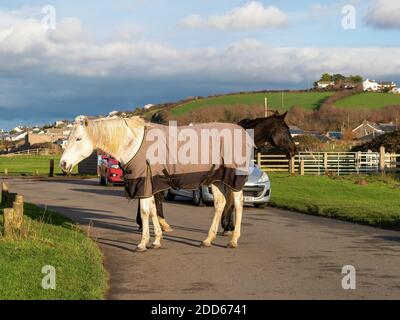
317;81;334;89
143;104;155;110
391;87;400;94
12;126;24;133
363;79;397;92
363;79;380;91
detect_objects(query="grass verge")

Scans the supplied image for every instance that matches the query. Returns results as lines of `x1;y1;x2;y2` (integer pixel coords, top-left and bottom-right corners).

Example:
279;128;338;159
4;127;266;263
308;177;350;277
268;173;400;229
0;155;78;176
0;202;108;299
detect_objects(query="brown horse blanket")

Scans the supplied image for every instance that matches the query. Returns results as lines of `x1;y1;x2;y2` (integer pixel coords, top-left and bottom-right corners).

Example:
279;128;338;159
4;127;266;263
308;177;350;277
123;122;252;199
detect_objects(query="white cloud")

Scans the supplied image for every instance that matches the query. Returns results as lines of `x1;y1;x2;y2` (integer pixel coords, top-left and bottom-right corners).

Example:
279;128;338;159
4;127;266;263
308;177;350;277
2;7;400;125
181;2;288;31
365;0;400;29
0;8;400;83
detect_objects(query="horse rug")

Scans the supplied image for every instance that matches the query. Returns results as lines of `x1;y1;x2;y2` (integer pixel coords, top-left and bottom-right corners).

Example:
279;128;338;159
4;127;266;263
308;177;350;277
123;122;251;199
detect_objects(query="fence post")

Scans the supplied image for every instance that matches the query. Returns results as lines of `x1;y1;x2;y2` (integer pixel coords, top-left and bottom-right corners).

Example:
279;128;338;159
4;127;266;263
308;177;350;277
4;168;8;176
49;159;55;177
1;182;9;205
3;208;15;237
289;157;295;175
257;153;261;167
12;195;24;230
299;160;305;176
323;153;328;172
379;146;386;174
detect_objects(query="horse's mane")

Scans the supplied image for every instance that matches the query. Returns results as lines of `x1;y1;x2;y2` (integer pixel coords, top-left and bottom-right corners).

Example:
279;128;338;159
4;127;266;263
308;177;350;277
85;116;145;154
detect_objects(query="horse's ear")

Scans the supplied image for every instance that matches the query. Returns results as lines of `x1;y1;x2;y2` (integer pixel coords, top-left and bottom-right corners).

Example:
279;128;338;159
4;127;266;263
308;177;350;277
279;112;288;122
75;115;89;126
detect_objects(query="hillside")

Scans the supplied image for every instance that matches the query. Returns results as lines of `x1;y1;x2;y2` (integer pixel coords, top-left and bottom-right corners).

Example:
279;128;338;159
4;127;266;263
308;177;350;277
170;91;334;115
334;92;400;109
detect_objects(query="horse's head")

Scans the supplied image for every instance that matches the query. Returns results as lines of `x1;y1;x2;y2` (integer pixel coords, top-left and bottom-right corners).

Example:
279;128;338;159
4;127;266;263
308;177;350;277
60;116;94;173
268;112;297;159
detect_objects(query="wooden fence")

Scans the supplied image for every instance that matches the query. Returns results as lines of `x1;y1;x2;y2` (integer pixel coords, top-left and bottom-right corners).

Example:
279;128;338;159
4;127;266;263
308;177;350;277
0;148;49;157
257;147;400;175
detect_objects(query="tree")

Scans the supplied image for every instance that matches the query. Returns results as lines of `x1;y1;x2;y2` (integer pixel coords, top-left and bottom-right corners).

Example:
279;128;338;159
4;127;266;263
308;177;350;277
349;75;363;83
332;74;346;82
321;73;332;82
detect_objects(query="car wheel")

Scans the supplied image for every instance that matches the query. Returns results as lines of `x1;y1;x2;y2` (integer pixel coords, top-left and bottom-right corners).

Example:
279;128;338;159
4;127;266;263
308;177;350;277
193;189;205;207
165;190;176;201
254;203;268;209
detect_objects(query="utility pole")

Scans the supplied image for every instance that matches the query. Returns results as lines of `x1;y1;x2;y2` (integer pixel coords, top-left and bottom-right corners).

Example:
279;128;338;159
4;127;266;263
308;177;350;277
264;97;268;117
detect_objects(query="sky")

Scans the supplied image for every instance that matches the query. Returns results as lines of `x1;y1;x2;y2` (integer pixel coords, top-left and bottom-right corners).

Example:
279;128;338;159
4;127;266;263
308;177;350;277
0;0;400;130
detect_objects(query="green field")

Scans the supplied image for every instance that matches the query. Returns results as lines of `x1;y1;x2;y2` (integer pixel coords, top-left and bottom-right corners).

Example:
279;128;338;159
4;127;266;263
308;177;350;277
171;92;334;115
0;202;108;299
269;174;400;229
0;155;77;176
334;92;400;109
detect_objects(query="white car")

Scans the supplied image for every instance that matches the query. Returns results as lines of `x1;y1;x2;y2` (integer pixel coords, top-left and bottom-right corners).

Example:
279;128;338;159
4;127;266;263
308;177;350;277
164;166;271;208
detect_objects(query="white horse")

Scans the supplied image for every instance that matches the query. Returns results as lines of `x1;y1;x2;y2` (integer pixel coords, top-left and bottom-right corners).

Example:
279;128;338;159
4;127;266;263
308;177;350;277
60;116;250;252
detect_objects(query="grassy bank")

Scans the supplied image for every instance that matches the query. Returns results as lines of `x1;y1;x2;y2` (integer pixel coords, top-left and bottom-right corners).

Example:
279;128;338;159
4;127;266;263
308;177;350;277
171;92;334;115
334;92;400;109
0;155;77;176
269;173;400;229
0;202;108;299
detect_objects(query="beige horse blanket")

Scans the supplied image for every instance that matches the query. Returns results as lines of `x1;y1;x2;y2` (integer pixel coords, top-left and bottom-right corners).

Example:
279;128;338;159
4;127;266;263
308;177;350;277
123;122;252;199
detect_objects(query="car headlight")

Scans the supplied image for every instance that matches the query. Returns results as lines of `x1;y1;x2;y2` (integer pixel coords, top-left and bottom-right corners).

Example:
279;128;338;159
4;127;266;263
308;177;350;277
258;172;269;183
111;164;120;169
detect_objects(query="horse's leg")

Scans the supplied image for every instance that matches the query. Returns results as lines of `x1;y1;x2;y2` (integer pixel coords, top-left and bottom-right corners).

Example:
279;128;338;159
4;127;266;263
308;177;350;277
136;200;142;231
201;183;226;247
155;191;173;232
228;190;244;248
221;191;235;236
149;195;163;249
137;197;153;252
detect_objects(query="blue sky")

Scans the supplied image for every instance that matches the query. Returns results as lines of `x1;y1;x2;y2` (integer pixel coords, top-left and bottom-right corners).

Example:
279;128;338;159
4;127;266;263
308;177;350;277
0;0;400;130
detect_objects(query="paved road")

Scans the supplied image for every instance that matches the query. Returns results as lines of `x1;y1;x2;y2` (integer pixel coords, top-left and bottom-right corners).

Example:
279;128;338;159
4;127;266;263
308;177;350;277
5;177;400;299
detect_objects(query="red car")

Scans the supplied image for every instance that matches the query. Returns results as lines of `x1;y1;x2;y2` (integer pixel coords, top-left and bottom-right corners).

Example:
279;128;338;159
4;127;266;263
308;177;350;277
98;155;124;185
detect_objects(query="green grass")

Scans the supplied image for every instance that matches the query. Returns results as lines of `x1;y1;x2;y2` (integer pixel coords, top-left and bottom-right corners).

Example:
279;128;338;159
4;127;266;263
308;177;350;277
269;173;400;229
171;92;334;115
0;155;77;176
335;92;400;109
0;202;108;299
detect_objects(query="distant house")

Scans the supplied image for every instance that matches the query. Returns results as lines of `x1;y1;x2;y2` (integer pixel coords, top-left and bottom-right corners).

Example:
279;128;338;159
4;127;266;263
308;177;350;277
363;79;397;92
380;81;397;91
317;81;334;89
391;87;400;94
143;104;155;110
289;125;304;137
363;79;380;92
352;120;398;139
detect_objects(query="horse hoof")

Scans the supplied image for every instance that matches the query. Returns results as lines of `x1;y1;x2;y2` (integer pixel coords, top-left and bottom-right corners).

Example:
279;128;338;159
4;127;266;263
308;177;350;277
162;226;173;233
136;245;147;252
227;242;238;249
152;243;161;249
223;231;233;237
200;241;212;248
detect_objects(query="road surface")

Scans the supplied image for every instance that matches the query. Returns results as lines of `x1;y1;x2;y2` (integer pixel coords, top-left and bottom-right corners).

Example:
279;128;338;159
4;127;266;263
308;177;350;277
5;177;400;299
